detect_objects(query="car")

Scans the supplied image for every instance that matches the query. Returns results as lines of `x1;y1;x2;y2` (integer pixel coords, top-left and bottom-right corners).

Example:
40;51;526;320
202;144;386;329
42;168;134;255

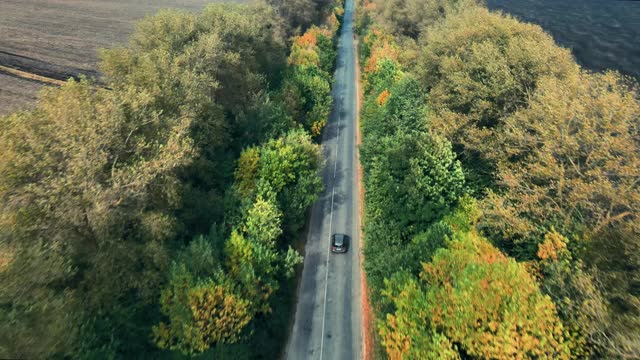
331;233;349;253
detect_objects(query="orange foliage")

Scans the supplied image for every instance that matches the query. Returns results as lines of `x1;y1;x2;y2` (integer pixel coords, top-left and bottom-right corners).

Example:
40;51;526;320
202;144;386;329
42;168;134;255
376;89;390;105
386;231;569;358
365;40;398;74
311;119;327;137
296;26;333;48
537;231;568;261
296;31;318;47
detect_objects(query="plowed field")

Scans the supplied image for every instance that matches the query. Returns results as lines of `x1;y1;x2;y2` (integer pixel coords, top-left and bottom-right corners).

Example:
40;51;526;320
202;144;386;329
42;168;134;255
0;0;223;114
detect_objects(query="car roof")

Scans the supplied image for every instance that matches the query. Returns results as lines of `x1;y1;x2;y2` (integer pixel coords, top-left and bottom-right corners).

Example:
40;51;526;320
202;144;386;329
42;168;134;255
333;233;346;245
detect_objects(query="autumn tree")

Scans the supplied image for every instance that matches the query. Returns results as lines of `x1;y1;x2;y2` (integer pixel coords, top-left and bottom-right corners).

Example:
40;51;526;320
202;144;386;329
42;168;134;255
371;0;479;39
415;6;579;187
481;71;640;358
0;77;193;358
380;230;569;359
482;71;640;250
153;264;252;355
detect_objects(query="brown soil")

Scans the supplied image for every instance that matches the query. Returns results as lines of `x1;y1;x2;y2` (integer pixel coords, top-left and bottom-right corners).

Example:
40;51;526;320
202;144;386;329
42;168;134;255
0;0;229;114
0;72;44;114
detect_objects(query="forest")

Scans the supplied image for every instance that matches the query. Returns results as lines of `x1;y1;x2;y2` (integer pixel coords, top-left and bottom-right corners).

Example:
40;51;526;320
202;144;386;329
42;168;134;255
0;0;344;358
357;0;640;358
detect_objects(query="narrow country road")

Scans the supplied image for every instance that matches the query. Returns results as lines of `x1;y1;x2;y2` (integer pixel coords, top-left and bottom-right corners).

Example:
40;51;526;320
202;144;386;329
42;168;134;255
284;0;362;359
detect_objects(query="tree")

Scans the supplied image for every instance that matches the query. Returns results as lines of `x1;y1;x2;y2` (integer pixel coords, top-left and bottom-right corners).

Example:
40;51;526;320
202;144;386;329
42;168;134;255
481;71;640;250
0;77;193;358
100;4;289;236
479;71;640;356
0;1;336;357
380;230;569;359
415;7;579;186
362;74;427;140
371;0;479;39
243;196;284;245
153;265;252;355
362;132;465;297
255;130;324;234
362;132;464;242
266;0;335;34
280;65;332;136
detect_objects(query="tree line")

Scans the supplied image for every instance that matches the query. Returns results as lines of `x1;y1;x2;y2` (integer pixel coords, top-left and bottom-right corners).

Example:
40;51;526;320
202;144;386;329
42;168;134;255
356;0;639;358
0;0;344;358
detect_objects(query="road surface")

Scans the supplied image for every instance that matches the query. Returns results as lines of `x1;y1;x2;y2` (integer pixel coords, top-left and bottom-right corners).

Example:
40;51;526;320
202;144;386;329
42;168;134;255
285;0;362;359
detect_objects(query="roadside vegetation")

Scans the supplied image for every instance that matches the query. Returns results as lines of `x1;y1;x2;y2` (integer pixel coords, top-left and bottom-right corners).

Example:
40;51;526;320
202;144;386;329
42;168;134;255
356;0;640;358
0;0;343;358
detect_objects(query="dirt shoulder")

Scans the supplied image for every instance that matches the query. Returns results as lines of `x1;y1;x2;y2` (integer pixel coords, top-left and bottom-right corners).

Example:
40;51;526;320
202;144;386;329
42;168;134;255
353;34;374;360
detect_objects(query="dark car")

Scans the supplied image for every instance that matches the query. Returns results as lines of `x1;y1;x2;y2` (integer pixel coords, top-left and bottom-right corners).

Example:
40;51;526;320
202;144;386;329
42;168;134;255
331;233;349;253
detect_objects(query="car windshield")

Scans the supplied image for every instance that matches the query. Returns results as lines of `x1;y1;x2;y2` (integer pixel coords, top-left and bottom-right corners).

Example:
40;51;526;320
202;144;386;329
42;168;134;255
334;235;344;246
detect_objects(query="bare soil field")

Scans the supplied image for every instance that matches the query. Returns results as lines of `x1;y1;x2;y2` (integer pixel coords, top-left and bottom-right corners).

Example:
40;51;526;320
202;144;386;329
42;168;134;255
0;0;226;114
0;73;42;114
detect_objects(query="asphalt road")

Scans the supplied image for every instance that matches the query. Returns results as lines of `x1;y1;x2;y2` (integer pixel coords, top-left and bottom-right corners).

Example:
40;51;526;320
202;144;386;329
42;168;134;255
284;0;362;359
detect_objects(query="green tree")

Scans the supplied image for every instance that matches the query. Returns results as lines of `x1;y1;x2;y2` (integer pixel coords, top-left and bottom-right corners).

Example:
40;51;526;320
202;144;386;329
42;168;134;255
255;130;324;234
363;132;465;296
363;132;464;242
362;74;427;140
317;32;337;73
280;65;332;136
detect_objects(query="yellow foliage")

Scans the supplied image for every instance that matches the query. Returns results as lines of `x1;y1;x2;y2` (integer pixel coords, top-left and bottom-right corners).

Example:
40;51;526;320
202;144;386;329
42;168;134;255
225;231;253;278
382;230;569;359
537;231;568;261
235;147;260;198
187;283;252;345
0;246;14;272
289;27;333;67
311;119;327;137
